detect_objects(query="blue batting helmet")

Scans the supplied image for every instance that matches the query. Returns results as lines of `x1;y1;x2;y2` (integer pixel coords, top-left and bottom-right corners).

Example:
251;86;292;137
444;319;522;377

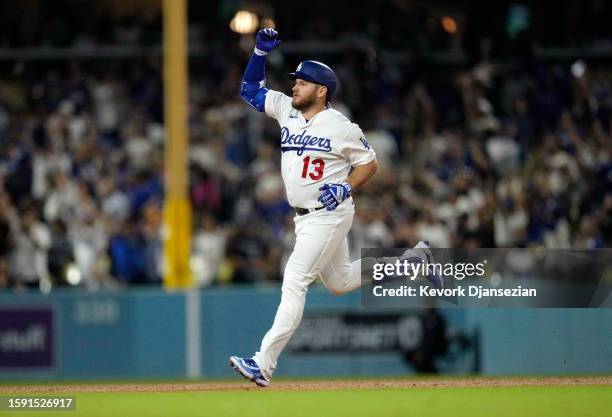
288;60;337;102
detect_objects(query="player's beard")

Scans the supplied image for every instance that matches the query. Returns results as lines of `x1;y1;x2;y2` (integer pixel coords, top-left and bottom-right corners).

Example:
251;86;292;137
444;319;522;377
292;90;318;111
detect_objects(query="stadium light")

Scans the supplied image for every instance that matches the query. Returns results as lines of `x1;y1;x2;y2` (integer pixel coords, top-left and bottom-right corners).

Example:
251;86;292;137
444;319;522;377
261;18;276;29
441;16;458;34
230;10;259;34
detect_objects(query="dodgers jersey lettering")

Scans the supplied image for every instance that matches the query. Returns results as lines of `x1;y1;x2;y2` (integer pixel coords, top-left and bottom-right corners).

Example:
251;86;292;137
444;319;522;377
265;90;376;208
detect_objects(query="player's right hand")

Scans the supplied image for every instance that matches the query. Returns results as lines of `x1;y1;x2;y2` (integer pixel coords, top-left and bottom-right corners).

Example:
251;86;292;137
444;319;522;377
255;28;281;53
318;183;352;211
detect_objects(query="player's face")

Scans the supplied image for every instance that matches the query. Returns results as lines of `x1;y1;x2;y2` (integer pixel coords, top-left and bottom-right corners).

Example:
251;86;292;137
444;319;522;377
291;79;326;110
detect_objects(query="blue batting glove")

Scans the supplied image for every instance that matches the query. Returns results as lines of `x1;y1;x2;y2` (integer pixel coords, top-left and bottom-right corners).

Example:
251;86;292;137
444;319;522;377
318;183;352;211
255;28;281;55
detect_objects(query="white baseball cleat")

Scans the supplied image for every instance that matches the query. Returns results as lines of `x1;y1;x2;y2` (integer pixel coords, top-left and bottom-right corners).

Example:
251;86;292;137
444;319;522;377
402;241;444;289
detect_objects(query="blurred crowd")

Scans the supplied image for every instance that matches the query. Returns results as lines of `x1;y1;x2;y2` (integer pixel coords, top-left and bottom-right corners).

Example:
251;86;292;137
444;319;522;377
0;4;610;291
0;48;609;292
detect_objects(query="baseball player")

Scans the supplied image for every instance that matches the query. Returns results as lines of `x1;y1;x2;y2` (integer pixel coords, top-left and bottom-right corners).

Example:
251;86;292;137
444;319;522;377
229;28;439;387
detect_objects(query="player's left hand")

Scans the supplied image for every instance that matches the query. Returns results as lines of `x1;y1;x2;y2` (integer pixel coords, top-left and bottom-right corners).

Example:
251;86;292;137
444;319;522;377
318;183;352;211
255;28;281;54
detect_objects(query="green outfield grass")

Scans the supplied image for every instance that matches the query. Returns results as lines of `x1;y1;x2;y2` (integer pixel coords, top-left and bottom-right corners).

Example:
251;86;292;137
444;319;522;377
3;384;611;417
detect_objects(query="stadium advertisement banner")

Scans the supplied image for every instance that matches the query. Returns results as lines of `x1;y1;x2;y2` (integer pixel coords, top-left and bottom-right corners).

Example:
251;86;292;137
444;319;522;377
287;312;478;373
361;249;612;308
288;313;426;353
0;307;55;370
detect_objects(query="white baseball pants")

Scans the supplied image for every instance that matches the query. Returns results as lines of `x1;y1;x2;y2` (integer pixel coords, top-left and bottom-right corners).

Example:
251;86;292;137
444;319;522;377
252;200;428;380
253;200;361;380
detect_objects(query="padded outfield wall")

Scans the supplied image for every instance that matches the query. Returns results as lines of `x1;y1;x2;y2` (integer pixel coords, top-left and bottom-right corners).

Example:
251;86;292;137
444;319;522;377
0;287;611;380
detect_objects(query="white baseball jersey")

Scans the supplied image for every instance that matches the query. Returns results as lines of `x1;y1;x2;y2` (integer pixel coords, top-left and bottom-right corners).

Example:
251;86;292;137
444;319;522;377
265;90;376;208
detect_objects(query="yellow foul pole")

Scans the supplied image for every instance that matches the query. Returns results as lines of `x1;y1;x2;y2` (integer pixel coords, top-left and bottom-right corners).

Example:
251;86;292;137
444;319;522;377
163;0;192;289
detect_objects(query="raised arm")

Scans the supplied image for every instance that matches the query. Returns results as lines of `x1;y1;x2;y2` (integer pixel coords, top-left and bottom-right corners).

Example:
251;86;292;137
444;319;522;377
240;28;281;112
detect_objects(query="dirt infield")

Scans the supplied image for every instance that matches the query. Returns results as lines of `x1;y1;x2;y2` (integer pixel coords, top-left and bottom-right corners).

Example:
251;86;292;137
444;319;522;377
1;376;611;393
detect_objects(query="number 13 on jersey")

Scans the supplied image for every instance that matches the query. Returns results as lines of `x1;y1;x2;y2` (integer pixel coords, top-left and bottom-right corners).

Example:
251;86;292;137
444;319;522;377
301;156;325;180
